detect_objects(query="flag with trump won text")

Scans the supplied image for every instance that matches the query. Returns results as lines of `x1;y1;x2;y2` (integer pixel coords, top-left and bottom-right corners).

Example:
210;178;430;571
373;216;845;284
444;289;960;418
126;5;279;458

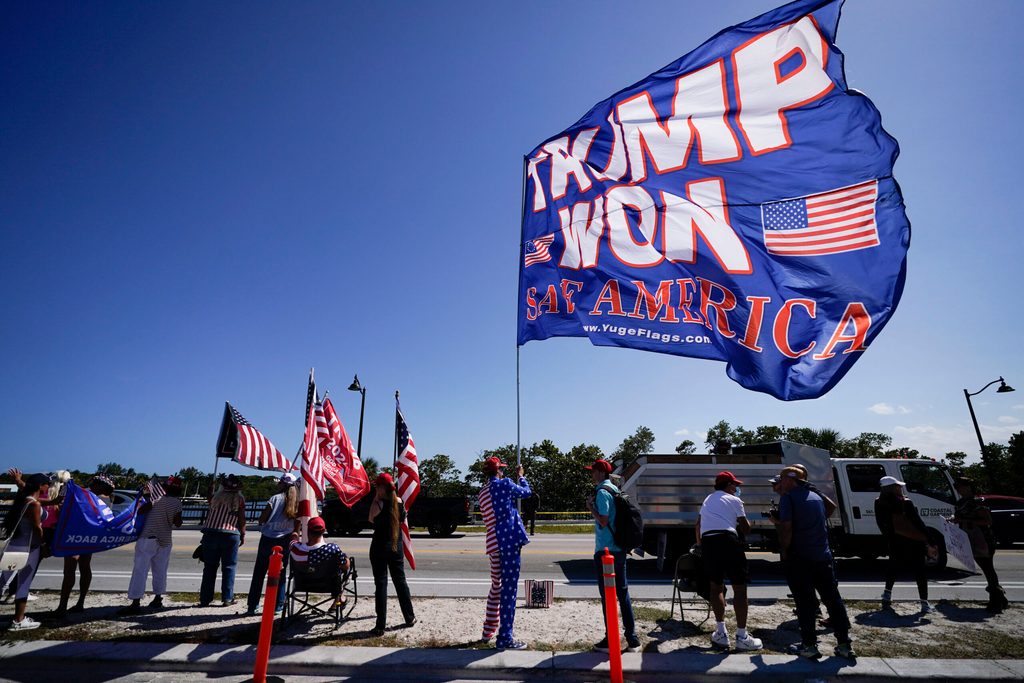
517;0;910;400
321;397;371;507
395;403;420;570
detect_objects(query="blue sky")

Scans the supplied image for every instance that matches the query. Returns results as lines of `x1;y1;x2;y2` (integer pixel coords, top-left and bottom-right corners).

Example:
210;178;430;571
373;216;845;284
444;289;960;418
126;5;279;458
2;1;1021;478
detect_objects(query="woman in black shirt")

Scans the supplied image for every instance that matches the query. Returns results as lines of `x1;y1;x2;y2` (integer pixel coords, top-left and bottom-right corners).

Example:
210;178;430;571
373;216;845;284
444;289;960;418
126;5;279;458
874;476;935;613
367;472;416;636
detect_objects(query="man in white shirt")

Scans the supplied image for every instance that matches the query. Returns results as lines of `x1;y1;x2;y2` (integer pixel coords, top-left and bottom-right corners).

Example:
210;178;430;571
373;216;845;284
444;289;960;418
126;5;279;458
696;471;761;651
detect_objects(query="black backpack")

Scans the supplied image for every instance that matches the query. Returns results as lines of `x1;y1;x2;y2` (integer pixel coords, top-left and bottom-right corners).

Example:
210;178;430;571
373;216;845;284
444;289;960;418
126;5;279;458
600;484;644;552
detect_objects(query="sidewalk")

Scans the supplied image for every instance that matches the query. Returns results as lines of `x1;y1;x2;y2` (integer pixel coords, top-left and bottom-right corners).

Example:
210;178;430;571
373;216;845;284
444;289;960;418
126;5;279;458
1;639;1023;681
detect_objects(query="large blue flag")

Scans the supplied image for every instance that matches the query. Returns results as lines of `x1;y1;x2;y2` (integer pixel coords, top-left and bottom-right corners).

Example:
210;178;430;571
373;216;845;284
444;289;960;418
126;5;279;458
51;481;146;557
518;0;909;400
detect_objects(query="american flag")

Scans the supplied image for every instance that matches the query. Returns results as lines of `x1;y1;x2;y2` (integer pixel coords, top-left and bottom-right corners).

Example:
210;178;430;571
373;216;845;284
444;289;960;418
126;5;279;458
301;400;326;500
523;234;555;267
228;403;294;471
145;478;165;503
761;180;879;257
395;405;420;570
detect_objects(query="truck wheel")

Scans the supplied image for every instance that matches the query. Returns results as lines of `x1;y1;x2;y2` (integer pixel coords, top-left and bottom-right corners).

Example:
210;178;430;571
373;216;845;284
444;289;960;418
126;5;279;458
427;519;457;537
926;528;947;570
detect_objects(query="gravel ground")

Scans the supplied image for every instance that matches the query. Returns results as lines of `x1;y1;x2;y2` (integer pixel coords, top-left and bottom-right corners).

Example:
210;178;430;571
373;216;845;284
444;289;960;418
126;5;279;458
2;590;1022;659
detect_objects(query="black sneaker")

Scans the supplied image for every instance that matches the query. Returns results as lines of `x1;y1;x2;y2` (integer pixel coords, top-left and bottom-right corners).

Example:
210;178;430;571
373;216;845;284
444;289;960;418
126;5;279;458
148;596;164;609
117;603;142;616
593;637;610;653
625;635;641;652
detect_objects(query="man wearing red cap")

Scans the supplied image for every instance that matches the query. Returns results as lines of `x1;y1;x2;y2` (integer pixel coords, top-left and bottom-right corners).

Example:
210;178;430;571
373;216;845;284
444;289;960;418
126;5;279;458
476;455;531;649
696;471;761;651
585;458;640;653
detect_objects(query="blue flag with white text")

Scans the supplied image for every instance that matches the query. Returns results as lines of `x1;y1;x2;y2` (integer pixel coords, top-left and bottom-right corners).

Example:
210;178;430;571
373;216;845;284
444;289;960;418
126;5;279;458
51;481;146;557
517;0;909;400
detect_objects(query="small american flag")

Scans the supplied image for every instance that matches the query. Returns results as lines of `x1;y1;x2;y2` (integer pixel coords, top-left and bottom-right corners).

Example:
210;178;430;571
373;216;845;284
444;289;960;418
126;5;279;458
523;234;555;267
761;180;879;257
395;405;420;570
228;403;294;471
145;478;165;502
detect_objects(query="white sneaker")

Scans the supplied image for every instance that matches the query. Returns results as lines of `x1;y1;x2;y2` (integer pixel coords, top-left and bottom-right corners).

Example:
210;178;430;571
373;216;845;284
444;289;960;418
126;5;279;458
920;600;934;614
11;617;40;631
711;631;730;649
26;593;37;602
736;633;763;651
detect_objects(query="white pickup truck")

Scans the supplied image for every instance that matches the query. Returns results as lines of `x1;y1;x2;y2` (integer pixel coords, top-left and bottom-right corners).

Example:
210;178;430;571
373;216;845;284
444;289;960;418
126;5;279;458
620;440;958;569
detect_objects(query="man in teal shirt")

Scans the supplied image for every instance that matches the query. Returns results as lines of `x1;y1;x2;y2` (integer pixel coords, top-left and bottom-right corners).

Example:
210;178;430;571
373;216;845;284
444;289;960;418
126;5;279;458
586;458;639;653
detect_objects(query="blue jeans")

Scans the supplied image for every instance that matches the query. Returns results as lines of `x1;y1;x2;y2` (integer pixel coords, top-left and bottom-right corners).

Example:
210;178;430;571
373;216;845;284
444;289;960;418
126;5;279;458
247;534;290;613
200;530;240;604
593;550;636;639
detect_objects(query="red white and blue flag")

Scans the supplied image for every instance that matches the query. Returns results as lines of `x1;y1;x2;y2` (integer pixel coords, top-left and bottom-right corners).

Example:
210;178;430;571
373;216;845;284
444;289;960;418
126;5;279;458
762;181;879;256
524;234;554;267
395;404;420;570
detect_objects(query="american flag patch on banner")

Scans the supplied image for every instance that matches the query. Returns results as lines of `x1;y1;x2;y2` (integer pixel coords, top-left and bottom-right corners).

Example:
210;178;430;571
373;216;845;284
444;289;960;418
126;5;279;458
523;234;554;266
761;180;879;257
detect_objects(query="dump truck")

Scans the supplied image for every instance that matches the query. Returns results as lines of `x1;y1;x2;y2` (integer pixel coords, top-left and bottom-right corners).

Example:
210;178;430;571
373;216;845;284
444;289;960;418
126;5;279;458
620;440;959;570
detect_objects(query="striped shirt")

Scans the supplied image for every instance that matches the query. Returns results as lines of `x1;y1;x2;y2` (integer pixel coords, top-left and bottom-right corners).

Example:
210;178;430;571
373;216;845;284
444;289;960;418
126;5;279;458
140;496;182;547
203;492;246;533
478;481;498;555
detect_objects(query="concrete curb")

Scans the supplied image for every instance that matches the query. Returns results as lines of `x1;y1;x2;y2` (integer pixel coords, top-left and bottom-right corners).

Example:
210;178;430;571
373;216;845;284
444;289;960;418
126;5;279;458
1;640;1022;681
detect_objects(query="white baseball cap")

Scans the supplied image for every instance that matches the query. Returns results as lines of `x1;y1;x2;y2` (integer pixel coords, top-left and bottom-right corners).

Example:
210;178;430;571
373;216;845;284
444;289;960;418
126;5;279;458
879;475;905;487
279;473;297;485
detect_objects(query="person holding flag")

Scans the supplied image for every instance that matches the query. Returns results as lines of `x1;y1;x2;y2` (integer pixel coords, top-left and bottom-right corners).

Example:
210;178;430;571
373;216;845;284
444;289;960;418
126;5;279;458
482;456;532;650
368;472;416;636
119;476;184;615
246;472;300;616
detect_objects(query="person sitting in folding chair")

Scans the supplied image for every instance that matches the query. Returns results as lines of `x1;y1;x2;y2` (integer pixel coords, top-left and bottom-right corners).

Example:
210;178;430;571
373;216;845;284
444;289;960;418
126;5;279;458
285;516;351;623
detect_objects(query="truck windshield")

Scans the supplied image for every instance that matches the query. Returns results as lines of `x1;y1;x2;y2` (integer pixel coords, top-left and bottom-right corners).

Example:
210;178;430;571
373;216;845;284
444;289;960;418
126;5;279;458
900;463;955;504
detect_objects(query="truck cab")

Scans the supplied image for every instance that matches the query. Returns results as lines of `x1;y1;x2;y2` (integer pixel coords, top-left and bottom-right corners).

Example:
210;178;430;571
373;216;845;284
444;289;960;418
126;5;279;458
830;458;957;563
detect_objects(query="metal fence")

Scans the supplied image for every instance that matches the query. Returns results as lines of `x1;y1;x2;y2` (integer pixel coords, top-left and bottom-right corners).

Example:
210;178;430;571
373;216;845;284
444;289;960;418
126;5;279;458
181;500;267;525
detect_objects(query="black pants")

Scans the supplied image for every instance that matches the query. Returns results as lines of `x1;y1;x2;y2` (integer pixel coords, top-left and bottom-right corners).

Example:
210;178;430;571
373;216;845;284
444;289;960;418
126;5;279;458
369;545;415;629
885;544;927;600
976;551;1001;590
785;557;851;646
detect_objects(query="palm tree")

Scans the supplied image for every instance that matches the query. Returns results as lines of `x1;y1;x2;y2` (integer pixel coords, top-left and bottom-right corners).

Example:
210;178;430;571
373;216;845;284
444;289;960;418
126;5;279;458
361;457;381;480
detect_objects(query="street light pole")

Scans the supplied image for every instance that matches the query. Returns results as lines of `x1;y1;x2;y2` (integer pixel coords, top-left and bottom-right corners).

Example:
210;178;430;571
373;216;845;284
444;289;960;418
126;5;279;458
348;375;367;457
963;376;1015;487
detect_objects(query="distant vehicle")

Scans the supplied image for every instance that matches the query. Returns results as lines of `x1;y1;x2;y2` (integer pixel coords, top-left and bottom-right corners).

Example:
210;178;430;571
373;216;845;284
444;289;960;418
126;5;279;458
979;495;1024;547
111;489;140;515
621;440;960;570
322;492;472;538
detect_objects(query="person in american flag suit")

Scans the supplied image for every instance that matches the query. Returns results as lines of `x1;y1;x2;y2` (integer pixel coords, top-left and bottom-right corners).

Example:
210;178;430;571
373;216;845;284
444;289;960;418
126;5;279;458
479;456;531;650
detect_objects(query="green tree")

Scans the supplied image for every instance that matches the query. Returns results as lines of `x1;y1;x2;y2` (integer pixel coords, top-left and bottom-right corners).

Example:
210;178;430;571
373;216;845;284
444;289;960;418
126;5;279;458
419;454;469;497
839;432;892;458
942;451;968;474
883;446;921;459
675;439;696;455
538;443;603;511
705;420;733;453
752;425;786;443
611;426;655;471
361;457;381;481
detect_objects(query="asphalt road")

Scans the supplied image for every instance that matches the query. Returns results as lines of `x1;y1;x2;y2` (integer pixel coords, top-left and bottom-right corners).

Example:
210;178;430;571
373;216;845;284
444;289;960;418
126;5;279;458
28;530;1024;602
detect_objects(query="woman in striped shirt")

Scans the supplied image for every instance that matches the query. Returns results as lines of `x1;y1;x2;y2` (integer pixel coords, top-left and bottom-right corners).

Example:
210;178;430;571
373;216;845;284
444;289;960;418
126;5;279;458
199;474;246;607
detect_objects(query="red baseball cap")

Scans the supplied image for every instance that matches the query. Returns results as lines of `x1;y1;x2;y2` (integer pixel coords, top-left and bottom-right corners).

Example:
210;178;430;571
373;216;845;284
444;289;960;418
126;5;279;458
375;472;394;488
715;471;743;486
585;459;614;474
308;516;326;531
483;456;507;472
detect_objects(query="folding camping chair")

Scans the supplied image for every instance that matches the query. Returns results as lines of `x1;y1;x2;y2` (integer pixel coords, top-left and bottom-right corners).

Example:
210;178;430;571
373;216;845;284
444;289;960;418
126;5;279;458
669;551;711;626
283;555;358;627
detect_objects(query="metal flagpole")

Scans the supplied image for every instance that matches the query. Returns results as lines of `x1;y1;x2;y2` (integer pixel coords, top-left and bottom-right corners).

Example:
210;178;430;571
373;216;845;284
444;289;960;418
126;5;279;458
393;390;400;472
515;155;528;470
